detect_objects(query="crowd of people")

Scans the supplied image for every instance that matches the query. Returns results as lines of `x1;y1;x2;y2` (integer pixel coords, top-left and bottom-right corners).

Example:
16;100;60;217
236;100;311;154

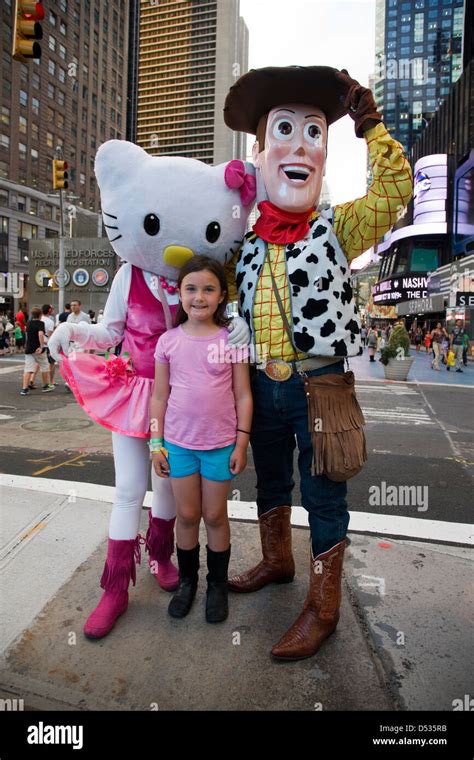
359;318;470;371
0;301;105;394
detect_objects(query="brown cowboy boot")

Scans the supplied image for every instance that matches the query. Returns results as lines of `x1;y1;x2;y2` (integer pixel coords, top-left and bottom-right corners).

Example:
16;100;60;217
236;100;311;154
271;538;347;660
228;506;295;593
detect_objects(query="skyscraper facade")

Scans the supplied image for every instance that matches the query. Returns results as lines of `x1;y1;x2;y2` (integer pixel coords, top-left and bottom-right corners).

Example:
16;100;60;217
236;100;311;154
374;0;464;153
136;0;249;164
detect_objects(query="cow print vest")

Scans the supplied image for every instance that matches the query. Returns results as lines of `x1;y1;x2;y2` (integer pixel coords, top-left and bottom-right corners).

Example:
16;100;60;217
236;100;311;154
235;210;361;358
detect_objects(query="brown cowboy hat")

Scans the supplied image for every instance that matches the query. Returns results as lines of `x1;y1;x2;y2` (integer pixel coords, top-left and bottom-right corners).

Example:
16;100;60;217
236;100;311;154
224;65;347;134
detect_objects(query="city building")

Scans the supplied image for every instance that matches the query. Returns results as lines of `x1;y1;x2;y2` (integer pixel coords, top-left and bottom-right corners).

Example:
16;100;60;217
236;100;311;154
136;0;249;164
373;0;465;154
0;0;130;310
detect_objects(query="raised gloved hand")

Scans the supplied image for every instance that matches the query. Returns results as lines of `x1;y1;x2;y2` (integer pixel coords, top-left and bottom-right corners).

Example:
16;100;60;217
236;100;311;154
48;322;74;361
336;69;382;138
227;315;250;347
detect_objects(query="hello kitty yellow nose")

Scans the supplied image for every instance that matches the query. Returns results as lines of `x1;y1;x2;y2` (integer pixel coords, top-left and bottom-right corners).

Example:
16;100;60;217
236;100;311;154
163;245;194;267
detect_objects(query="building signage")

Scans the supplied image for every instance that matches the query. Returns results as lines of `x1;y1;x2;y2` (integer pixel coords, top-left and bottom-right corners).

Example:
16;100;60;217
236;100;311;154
29;238;117;299
456;293;474;307
397;293;445;316
372;275;428;305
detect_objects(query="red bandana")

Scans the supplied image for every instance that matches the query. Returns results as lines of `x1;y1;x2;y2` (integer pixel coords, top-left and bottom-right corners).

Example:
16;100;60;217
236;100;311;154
252;201;314;244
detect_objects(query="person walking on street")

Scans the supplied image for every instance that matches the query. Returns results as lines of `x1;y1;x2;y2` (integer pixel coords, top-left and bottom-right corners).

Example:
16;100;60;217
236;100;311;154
449;320;466;373
20;307;54;395
57;303;71;324
41;304;57;385
462;330;469;367
430;323;447;371
367;327;377;361
360;324;367;348
414;327;422;352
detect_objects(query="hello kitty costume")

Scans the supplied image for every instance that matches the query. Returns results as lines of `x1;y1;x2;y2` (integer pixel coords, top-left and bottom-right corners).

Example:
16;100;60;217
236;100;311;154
49;141;255;638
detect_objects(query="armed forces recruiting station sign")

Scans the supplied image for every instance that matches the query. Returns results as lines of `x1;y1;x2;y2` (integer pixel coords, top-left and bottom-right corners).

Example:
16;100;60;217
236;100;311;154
29;238;117;307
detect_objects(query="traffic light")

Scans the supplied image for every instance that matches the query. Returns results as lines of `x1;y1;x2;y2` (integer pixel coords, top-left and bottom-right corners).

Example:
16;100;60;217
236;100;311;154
12;1;44;61
52;160;69;190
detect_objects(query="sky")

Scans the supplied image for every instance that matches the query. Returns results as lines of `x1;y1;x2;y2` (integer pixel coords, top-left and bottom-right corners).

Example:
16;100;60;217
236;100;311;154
238;0;377;207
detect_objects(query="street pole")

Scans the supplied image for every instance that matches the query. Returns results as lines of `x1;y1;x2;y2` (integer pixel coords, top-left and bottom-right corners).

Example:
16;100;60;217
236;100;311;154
56;146;66;314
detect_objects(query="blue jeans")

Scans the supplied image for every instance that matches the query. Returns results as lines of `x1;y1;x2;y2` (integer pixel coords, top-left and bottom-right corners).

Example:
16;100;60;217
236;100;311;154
250;362;349;556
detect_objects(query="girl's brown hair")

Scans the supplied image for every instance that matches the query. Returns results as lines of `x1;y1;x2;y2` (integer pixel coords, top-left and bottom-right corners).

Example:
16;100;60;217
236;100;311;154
174;256;230;328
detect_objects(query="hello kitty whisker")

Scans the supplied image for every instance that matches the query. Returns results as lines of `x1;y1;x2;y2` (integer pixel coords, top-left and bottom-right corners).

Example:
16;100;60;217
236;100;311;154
103;211;118;219
109;234;122;242
104;224;119;229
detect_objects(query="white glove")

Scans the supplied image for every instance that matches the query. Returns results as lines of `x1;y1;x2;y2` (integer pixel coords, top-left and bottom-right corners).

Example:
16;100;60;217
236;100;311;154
227;315;250;347
48;323;74;361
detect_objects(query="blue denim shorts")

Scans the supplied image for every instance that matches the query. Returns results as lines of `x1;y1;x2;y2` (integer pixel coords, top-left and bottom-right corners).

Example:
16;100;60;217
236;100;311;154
164;440;236;482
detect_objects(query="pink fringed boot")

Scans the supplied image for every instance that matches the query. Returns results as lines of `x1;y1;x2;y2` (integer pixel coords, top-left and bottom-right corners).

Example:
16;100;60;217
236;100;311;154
83;536;143;639
145;512;179;591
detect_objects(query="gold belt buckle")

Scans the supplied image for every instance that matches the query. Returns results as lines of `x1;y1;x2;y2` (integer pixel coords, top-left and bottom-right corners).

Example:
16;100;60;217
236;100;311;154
264;359;292;382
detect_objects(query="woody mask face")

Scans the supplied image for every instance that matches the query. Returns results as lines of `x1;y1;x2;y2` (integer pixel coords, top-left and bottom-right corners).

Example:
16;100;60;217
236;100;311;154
253;103;327;213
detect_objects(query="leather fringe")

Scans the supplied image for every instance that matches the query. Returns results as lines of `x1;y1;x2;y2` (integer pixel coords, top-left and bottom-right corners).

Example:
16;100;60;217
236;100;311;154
304;371;367;481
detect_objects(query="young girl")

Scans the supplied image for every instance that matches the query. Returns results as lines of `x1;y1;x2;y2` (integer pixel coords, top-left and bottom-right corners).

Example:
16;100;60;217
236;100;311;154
150;257;252;623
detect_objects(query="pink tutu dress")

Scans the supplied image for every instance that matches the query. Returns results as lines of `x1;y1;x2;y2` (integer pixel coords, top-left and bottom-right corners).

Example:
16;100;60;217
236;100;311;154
60;266;178;438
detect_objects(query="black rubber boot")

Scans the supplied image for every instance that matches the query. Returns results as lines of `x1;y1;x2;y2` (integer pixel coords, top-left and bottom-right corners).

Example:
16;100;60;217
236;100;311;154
206;545;230;623
168;544;200;619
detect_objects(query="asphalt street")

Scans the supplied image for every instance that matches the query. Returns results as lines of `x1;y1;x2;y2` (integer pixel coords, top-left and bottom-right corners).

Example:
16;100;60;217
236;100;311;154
0;354;472;530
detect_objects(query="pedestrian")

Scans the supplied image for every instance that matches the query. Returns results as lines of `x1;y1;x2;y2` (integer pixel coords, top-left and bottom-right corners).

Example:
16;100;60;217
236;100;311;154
462;330;470;367
449;319;466;373
20;307;54;395
88;310;97;324
41;304;57;385
67;300;91;326
430;323;447;371
414;327;422;351
424;331;431;353
360;324;367;348
367;327;377;361
57;303;71;324
97;309;105;323
13;321;24;353
151;257;252;623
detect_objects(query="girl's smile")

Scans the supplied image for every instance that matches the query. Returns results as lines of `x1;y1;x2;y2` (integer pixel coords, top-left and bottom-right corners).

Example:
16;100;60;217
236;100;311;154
179;270;225;324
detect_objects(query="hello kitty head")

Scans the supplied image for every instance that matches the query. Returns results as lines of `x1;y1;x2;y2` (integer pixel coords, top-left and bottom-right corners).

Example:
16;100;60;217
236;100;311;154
94;141;256;279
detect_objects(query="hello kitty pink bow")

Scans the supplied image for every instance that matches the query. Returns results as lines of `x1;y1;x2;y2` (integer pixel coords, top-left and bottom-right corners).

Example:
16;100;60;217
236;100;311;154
224;160;256;206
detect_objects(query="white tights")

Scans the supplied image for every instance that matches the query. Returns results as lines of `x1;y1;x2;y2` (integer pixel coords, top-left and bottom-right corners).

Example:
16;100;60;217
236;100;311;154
109;432;176;540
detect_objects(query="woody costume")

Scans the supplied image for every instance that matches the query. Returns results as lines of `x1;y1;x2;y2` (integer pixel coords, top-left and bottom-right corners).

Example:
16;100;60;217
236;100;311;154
223;66;413;660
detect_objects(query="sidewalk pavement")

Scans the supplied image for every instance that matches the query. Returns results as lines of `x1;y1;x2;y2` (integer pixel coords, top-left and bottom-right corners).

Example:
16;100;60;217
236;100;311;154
1;476;472;711
350;348;474;386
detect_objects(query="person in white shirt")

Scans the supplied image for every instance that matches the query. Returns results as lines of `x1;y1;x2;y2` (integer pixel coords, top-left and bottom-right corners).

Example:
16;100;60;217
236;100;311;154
40;304;56;385
67;300;92;354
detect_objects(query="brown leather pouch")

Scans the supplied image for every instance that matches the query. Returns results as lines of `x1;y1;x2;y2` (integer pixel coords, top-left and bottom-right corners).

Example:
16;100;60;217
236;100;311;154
304;371;367;481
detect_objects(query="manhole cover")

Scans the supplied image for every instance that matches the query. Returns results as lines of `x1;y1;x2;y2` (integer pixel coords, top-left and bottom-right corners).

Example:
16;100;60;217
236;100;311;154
21;418;93;432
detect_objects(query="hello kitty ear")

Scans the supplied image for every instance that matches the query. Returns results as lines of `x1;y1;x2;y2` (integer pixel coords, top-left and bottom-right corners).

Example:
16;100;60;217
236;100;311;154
223;160;256;206
94;140;151;193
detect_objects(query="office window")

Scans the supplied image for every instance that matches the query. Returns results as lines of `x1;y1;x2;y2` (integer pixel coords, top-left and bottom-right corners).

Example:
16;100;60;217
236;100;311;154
20;63;28;82
0;190;9;207
49;10;57;26
31;122;39;142
60;21;67;36
19;115;27;134
59;67;66;83
32;97;39;115
58;90;65;107
0;161;8;179
48;83;55;99
46;131;54;148
32;71;40;89
19;142;27;160
1;106;10;127
0;134;10;149
31;149;39;167
59;44;66;60
49;35;56;51
17;195;26;211
19;90;27;107
59;0;67;11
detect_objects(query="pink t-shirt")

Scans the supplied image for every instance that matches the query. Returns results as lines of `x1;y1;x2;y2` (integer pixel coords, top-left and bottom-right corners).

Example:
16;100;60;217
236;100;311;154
154;325;248;450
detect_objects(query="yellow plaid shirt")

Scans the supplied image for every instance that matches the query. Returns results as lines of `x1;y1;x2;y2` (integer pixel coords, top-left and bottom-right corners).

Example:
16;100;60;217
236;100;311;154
225;122;413;362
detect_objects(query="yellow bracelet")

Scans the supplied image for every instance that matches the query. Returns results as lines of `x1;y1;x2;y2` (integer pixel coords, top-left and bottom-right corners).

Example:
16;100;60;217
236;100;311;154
151;446;168;459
